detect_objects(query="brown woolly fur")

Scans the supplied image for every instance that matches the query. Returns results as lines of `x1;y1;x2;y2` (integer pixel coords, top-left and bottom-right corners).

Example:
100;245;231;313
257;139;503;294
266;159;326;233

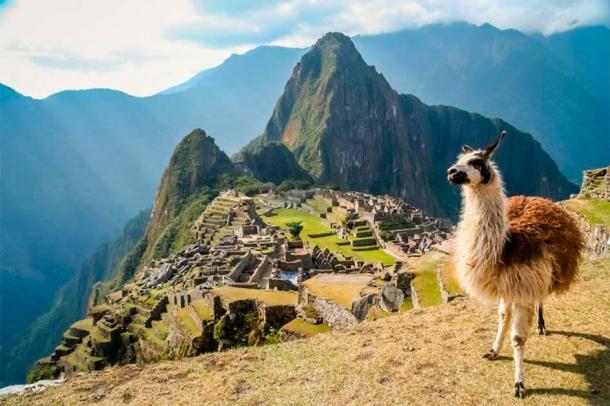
505;196;584;294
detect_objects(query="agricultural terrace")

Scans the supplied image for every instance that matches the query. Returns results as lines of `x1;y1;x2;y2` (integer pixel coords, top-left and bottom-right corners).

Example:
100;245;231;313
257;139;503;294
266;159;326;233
303;274;372;310
409;250;462;307
260;208;395;266
281;318;331;337
212;286;298;306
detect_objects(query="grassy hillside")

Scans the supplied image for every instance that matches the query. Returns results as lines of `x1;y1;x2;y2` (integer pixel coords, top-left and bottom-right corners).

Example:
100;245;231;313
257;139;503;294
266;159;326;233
7;257;608;405
561;199;610;228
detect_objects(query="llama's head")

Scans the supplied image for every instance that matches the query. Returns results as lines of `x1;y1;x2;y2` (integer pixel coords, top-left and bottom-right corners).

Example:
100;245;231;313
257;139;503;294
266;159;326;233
447;131;506;186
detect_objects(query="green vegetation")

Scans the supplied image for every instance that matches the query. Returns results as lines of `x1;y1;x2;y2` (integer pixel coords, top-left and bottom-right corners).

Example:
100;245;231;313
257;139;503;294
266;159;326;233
175;306;202;338
400;298;413;312
26;362;61;384
410;254;446;307
191;300;213;321
281;318;331;337
562;199;610;228
277;179;313;192
212;287;298;306
234;139;312;185
261;208;395;265
286;221;304;239
147;191;213;262
70;318;94;333
264;328;282;344
213;315;227;341
442;263;463;295
303;274;371;309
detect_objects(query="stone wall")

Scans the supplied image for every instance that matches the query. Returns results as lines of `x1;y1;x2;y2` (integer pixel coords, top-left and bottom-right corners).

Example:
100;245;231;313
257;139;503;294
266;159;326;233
578;167;610;201
298;286;358;329
573;212;609;260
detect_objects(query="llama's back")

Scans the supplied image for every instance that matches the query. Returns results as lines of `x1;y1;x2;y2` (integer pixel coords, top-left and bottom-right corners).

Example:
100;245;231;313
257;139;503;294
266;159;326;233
505;196;584;294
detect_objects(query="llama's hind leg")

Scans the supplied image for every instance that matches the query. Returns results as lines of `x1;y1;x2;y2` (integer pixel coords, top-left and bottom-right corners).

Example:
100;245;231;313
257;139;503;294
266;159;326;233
484;299;511;360
536;303;549;336
511;303;533;398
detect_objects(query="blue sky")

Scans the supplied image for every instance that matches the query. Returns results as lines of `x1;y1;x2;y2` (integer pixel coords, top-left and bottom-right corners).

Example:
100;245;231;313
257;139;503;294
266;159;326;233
0;0;608;98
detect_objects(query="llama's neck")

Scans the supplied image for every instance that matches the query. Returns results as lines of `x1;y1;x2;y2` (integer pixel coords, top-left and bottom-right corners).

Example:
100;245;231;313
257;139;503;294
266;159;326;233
456;174;508;269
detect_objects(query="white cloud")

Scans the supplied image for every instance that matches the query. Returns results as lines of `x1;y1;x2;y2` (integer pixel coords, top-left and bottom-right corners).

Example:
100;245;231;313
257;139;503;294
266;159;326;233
0;0;248;98
0;0;607;98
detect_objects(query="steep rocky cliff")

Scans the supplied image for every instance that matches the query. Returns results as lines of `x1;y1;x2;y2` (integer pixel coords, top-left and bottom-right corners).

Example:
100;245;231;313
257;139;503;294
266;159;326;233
233;139;312;185
259;32;577;217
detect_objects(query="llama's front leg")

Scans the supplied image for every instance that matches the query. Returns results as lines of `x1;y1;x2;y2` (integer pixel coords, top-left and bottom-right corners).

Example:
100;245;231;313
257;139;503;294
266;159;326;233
536;303;549;335
484;298;511;360
511;303;533;398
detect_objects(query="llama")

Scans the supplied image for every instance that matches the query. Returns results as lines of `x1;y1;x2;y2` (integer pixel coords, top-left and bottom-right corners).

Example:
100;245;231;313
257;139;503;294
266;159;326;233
447;130;584;398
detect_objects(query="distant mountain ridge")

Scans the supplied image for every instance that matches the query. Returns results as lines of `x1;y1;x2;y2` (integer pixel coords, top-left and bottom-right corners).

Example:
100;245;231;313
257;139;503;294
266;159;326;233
254;32;576;217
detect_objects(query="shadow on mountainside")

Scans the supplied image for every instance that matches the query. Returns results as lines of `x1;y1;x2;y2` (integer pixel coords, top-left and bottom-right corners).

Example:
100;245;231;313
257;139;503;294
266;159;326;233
526;331;609;405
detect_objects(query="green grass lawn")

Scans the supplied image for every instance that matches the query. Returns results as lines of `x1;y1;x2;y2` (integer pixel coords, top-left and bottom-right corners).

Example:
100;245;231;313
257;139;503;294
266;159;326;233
71;318;94;332
409;253;446;307
561;198;610;228
212;286;298;306
281;318;331;337
174;306;202;338
400;298;413;312
191;300;213;321
303;274;372;309
260;208;395;266
442;263;463;295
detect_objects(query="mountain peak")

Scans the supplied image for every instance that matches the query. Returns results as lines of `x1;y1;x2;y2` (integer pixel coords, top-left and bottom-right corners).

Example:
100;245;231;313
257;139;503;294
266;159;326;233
315;32;353;46
310;31;363;65
147;128;236;247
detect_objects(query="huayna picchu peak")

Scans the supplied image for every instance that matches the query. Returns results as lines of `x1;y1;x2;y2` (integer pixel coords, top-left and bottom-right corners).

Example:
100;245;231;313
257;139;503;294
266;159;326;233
256;32;576;217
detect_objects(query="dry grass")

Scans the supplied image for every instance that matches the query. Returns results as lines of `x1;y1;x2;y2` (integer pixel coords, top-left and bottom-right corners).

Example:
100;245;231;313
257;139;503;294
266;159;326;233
212;287;298;306
5;258;609;406
303;274;372;309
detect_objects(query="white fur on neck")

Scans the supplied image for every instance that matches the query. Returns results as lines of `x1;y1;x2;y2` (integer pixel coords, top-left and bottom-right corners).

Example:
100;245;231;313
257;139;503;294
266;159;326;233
454;165;508;300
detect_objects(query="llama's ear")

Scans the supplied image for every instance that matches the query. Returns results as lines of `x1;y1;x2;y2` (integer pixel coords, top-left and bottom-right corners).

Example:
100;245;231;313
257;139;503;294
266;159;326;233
462;145;474;153
483;130;506;159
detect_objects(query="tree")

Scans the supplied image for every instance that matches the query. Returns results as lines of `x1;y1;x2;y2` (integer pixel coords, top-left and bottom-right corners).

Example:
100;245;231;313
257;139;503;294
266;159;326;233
286;221;304;240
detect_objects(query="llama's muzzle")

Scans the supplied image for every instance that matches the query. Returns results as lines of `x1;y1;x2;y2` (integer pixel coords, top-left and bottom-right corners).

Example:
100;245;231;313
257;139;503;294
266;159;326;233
447;166;468;184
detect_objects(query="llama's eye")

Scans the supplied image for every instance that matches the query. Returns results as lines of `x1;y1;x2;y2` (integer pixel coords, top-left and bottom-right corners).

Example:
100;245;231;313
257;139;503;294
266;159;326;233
468;158;485;167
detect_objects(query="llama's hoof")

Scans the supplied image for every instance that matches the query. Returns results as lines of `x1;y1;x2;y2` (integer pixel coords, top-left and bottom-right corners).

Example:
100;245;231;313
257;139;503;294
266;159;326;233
537;326;549;336
483;349;499;360
514;382;526;398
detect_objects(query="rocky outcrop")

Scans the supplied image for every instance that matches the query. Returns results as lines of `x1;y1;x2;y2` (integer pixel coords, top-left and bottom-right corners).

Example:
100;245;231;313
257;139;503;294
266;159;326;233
378;285;404;312
578;167;610;201
234;140;312;184
351;294;376;321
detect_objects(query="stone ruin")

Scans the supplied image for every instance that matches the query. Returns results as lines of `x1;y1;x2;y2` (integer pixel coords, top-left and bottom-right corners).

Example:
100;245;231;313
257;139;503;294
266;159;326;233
577;166;610;201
